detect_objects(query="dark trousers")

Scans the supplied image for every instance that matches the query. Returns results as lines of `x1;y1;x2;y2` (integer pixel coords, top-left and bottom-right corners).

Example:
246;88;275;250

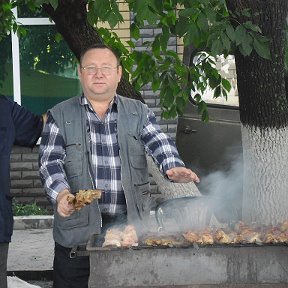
53;214;127;288
53;243;89;288
0;243;9;288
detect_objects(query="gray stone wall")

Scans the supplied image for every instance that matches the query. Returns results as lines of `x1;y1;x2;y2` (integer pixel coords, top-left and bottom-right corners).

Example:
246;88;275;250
10;145;53;213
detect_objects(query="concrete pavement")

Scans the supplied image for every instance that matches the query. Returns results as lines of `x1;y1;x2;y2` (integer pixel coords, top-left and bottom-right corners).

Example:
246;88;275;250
8;216;54;273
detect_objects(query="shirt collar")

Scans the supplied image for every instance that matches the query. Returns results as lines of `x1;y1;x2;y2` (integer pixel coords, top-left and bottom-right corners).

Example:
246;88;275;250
79;94;118;112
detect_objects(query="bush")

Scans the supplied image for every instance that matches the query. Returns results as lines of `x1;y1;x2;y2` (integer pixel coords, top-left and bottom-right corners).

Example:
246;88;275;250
12;202;49;216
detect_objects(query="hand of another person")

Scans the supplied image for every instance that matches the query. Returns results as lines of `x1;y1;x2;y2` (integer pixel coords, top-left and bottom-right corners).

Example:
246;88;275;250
166;167;200;183
56;189;75;217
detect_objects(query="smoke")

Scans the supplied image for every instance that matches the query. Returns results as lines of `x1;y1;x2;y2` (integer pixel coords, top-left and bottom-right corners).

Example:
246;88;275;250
198;153;243;226
148;152;244;233
100;153;244;236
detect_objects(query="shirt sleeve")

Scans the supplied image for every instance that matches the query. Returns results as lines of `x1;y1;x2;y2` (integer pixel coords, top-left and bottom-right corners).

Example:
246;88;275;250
140;109;185;174
39;112;70;203
12;102;43;147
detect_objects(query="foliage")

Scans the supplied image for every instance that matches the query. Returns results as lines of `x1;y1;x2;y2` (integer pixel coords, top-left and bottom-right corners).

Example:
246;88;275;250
89;0;271;120
0;0;273;120
12;201;49;216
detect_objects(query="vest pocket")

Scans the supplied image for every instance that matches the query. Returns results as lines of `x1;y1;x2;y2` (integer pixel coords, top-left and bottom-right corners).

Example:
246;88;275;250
54;201;102;247
130;154;149;184
134;182;152;219
64;144;83;178
55;208;89;229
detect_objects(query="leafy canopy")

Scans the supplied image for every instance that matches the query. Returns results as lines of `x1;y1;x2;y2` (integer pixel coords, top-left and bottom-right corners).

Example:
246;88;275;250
0;0;272;120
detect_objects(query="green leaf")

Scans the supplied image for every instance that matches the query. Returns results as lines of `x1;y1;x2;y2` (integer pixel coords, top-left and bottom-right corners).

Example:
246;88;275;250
253;35;271;60
201;108;209;122
55;33;62;43
185;22;201;47
239;33;253;56
197;12;209;33
130;22;140;40
221;78;231;92
221;33;231;52
160;26;169;51
226;25;235;42
152;36;161;56
176;96;187;114
211;39;223;56
194;93;202;103
176;17;188;37
213;86;221;98
198;100;207;114
48;0;58;10
235;25;246;46
152;78;161;91
126;40;136;48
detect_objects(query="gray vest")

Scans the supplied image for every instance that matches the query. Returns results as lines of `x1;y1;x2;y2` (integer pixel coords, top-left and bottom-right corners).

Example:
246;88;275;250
50;96;151;247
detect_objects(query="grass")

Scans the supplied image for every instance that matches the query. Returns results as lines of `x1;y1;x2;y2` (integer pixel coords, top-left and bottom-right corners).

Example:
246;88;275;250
12;202;49;216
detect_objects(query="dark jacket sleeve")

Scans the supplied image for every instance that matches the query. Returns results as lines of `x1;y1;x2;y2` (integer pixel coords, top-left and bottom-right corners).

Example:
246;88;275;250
11;101;43;147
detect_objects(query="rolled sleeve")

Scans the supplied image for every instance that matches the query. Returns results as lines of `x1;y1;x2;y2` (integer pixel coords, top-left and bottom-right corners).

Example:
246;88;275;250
39;113;70;203
141;109;185;175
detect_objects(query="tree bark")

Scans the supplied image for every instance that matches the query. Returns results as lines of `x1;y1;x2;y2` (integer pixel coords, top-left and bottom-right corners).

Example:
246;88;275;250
241;125;288;225
226;0;288;128
43;0;144;102
226;0;288;224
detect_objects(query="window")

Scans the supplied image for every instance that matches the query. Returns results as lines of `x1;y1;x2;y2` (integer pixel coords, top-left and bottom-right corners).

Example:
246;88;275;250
200;55;239;107
0;8;80;114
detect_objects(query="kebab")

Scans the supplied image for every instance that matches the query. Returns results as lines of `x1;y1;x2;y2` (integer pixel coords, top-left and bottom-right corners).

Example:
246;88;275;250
102;225;138;248
67;189;102;211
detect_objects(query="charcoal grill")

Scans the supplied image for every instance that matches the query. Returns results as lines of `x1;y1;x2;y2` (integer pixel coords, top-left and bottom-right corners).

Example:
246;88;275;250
86;233;288;288
86;197;288;287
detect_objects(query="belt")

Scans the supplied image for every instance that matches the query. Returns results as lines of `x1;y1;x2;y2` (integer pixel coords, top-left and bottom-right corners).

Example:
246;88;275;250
55;242;89;258
69;245;89;258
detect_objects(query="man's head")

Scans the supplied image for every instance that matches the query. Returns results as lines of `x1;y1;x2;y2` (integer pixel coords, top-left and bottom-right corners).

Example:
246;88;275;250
78;44;122;103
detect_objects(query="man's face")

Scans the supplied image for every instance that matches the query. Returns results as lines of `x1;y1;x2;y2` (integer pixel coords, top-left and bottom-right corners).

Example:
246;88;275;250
78;48;122;102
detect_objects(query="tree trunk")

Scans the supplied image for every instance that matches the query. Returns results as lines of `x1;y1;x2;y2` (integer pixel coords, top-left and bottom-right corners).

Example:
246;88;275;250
241;126;288;225
226;0;288;224
43;0;144;102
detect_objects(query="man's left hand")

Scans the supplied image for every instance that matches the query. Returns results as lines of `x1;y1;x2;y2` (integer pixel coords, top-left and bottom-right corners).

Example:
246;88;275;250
166;167;200;183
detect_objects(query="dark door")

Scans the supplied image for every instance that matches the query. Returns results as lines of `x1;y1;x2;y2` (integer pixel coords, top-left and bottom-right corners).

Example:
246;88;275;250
176;100;243;223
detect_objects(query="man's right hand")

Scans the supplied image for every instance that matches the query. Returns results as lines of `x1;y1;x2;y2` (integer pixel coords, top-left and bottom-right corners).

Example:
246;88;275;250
56;189;75;217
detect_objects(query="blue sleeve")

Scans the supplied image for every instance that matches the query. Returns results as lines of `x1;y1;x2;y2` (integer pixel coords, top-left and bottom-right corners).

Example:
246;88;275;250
11;101;43;147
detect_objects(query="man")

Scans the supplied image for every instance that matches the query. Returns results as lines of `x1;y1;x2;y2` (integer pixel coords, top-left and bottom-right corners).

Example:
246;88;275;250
39;43;200;288
0;95;45;288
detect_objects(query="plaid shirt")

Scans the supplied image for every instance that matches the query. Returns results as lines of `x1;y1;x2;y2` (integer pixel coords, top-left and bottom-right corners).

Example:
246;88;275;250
39;95;184;215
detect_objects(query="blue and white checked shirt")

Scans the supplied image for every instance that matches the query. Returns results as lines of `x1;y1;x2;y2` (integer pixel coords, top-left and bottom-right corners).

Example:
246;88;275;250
39;95;185;216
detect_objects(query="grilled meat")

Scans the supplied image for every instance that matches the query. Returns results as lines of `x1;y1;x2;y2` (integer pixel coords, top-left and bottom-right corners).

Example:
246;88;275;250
102;228;123;248
67;189;102;211
102;225;138;248
121;225;138;247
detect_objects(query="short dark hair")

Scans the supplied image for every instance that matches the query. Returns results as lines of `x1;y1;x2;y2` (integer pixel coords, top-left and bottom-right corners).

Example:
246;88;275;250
79;43;121;65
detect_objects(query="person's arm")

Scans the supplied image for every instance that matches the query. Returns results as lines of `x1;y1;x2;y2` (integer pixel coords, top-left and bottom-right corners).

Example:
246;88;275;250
39;113;72;204
12;101;43;147
141;109;200;183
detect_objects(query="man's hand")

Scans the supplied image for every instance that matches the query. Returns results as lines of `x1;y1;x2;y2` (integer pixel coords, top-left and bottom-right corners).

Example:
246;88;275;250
56;189;75;217
166;167;200;183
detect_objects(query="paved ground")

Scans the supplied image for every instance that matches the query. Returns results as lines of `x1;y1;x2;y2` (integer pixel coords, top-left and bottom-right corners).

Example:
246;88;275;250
7;225;54;288
8;228;54;272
